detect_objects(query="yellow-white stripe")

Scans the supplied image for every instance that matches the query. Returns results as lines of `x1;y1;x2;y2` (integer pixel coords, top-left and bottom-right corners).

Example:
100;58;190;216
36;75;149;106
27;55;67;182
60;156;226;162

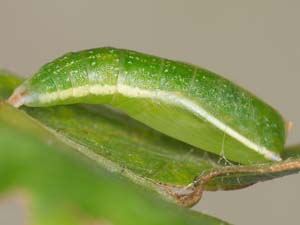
23;83;282;162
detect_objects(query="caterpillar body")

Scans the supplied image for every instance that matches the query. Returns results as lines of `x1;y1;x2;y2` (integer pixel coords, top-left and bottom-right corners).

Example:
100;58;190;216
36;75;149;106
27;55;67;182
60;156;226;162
8;47;286;164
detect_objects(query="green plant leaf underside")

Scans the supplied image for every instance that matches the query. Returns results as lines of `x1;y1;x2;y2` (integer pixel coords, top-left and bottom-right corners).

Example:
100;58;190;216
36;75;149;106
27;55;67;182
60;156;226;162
0;71;229;225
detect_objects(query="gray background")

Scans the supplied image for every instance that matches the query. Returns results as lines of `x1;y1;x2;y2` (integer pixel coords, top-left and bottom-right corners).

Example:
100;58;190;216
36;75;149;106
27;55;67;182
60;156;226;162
0;1;299;224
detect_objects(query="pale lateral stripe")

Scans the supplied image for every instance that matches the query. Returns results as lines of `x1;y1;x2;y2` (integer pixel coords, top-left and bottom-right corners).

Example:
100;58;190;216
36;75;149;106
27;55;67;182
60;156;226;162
35;83;281;162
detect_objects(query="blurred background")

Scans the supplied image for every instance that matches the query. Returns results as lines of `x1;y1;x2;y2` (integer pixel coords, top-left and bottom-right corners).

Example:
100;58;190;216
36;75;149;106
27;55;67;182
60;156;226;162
0;1;299;224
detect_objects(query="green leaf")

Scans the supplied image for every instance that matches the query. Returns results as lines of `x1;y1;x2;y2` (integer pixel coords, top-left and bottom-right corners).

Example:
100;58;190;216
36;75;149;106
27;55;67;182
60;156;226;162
1;72;300;208
0;81;229;224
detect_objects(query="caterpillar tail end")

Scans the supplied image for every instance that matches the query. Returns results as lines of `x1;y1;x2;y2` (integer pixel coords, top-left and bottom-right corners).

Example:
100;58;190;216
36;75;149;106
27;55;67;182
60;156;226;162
7;85;28;108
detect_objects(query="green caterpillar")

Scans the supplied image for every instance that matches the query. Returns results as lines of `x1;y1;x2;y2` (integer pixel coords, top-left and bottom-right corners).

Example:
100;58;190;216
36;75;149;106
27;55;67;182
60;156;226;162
8;47;286;164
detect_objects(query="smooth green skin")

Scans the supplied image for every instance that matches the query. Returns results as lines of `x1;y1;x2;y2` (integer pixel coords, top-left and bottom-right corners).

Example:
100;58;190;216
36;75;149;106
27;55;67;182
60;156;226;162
18;47;285;164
